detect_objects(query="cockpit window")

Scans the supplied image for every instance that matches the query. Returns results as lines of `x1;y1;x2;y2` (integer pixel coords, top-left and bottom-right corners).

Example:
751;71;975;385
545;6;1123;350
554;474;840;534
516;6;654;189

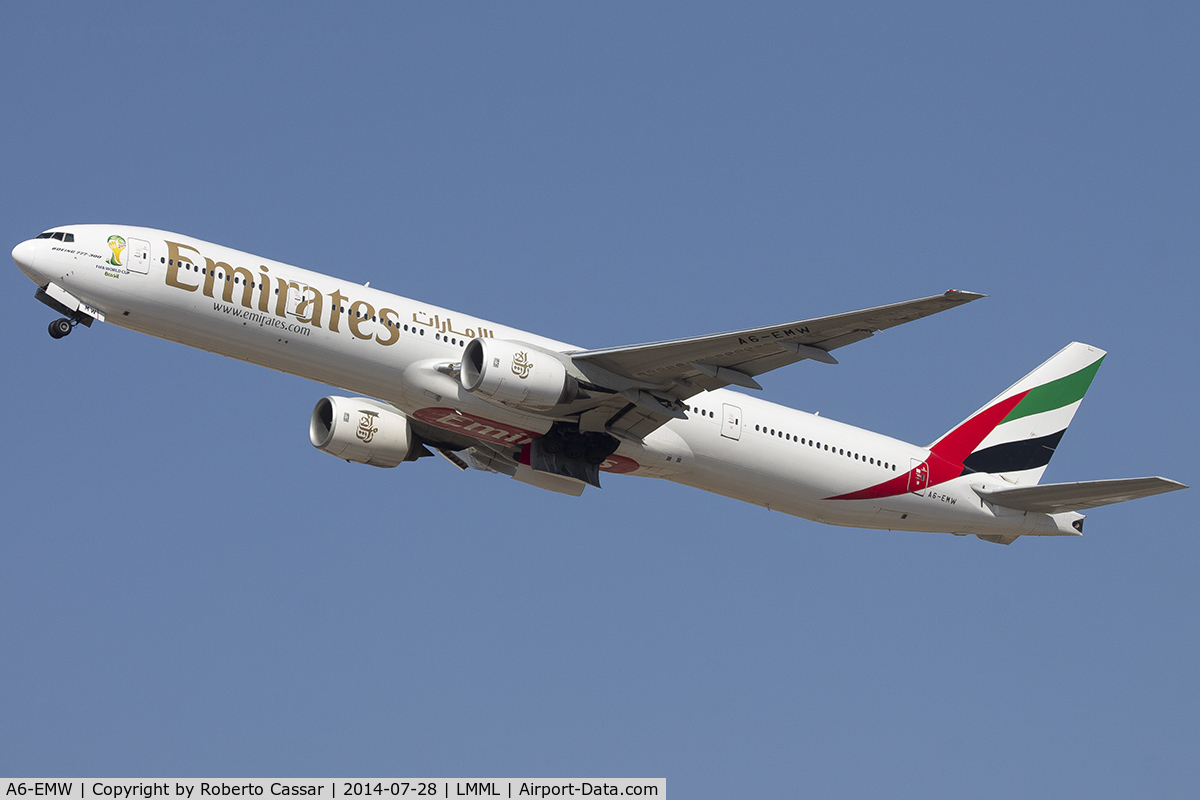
52;232;65;241
36;231;74;242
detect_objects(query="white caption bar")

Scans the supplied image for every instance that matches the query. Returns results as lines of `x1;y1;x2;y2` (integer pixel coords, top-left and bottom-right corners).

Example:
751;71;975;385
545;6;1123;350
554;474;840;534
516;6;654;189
1;781;664;800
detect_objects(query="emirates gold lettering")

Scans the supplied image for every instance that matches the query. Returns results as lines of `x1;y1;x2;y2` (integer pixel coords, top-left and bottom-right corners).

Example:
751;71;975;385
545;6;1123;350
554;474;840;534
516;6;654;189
202;258;229;298
161;241;495;347
210;258;255;307
348;300;376;340
164;241;200;292
328;289;346;333
274;277;309;318
295;287;324;328
376;308;400;346
257;265;271;312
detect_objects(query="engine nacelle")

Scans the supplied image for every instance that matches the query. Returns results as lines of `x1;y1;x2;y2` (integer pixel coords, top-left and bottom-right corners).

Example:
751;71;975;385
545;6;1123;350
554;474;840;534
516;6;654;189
309;396;415;468
461;338;577;410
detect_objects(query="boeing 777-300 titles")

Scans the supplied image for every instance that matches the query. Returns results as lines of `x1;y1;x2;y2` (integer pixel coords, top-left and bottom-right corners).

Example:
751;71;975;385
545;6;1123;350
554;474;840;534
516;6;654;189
12;225;1186;544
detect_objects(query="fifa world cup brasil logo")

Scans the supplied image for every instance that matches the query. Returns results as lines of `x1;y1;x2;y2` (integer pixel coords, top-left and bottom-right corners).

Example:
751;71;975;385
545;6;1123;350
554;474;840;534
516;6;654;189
106;235;126;267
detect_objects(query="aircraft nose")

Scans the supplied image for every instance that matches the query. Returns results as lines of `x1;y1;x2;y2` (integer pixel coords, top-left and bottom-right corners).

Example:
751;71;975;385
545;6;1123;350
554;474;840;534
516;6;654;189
11;239;38;277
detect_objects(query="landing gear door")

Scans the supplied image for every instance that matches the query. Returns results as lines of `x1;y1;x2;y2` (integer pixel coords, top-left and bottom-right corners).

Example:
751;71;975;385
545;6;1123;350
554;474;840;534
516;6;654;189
908;459;929;495
127;238;150;274
721;403;742;441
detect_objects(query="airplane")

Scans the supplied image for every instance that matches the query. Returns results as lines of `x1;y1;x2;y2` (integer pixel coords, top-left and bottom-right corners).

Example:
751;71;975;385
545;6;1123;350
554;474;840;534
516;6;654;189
11;225;1186;544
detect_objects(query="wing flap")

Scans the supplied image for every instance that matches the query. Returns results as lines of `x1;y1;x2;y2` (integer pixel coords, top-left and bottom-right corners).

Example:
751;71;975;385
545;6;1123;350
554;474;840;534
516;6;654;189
974;477;1187;514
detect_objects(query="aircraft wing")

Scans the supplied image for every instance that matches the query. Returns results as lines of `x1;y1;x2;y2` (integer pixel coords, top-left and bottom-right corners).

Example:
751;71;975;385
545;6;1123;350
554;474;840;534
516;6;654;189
568;290;983;439
572;289;982;389
973;477;1188;514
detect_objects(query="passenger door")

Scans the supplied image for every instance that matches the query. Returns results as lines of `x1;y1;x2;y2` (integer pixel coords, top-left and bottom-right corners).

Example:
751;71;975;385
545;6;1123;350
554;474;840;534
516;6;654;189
127;238;150;274
908;459;929;495
721;403;742;440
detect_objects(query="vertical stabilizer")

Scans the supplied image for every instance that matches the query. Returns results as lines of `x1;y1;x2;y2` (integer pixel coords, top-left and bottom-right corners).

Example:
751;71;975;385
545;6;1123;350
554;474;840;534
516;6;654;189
928;342;1105;485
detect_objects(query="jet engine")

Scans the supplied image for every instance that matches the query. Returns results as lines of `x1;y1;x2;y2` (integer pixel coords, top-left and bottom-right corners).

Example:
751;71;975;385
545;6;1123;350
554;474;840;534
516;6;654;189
309;396;416;468
461;338;578;410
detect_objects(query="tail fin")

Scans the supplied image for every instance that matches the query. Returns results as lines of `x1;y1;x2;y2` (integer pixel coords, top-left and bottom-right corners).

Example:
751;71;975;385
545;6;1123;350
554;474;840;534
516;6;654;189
928;342;1106;485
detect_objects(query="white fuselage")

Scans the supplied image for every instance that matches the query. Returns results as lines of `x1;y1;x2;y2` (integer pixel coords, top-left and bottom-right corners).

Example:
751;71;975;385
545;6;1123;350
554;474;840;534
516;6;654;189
13;225;1076;539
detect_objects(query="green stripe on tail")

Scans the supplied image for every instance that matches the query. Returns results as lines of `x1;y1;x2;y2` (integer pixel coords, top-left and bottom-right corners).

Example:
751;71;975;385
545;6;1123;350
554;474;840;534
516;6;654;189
1001;357;1104;424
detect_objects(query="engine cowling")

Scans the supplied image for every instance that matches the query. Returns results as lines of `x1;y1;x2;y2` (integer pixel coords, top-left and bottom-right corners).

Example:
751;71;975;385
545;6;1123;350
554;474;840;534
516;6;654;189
461;338;577;410
309;396;415;468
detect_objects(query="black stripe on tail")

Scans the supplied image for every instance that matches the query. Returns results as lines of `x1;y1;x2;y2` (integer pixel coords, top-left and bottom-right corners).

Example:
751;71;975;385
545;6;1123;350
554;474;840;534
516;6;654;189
962;430;1065;475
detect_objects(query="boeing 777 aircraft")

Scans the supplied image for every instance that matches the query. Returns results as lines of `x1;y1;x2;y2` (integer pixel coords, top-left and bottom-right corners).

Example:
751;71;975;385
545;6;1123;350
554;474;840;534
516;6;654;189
12;225;1185;544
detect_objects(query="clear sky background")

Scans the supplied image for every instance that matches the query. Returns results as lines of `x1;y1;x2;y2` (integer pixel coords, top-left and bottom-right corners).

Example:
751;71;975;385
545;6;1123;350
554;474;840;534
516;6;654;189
1;2;1197;797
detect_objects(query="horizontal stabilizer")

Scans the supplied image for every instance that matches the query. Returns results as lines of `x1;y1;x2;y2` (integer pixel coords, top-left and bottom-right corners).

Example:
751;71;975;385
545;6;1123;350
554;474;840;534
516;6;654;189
973;477;1187;514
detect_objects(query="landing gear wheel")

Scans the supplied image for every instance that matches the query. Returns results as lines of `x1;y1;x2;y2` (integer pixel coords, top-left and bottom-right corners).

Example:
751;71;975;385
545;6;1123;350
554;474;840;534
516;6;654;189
48;318;73;339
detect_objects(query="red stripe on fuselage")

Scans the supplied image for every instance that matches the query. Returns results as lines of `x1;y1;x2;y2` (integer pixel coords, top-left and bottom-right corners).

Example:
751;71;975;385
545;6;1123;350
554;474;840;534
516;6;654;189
825;390;1030;501
829;471;912;501
928;390;1029;464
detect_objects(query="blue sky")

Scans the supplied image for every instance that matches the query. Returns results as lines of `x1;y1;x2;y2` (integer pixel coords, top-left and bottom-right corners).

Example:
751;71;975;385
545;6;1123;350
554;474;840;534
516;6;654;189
1;2;1197;796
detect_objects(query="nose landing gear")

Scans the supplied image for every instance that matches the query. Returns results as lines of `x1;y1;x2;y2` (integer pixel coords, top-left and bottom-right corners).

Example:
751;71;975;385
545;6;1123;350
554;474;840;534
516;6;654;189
48;318;74;339
35;286;96;339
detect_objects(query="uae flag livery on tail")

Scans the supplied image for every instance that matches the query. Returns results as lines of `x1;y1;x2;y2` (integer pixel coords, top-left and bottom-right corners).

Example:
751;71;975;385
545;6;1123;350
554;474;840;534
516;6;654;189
830;343;1106;501
939;342;1104;485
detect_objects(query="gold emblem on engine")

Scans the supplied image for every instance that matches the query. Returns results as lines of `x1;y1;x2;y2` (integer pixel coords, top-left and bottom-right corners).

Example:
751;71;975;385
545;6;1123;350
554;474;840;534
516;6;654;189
356;411;379;443
512;351;533;379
